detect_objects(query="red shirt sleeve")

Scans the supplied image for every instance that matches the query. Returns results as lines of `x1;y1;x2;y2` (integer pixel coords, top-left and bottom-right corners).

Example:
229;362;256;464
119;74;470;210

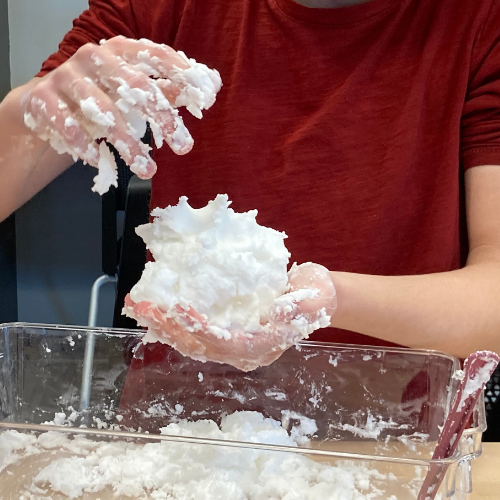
36;0;138;77
36;0;181;78
460;0;500;170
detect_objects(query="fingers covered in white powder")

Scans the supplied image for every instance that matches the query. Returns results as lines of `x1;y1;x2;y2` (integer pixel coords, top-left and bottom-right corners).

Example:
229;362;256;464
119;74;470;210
24;86;99;165
22;37;222;194
69;75;158;179
123;264;336;373
272;262;337;330
123;295;304;372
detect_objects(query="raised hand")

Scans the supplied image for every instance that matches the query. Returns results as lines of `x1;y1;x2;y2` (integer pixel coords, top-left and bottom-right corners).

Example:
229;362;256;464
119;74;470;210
21;36;222;193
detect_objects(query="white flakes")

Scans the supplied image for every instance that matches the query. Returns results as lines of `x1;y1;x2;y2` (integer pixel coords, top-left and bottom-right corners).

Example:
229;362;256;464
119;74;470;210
0;411;395;499
23;112;37;130
207;324;232;340
333;412;406;440
91;53;103;66
64;116;78;128
114;139;131;159
457;360;498;410
124;109;148;141
170;51;222;119
130;154;149;175
92;142;118;195
165;111;193;154
127;195;290;335
148;118;164;148
79;97;116;128
452;369;465;381
53;413;67;426
396;433;429;453
265;390;287;401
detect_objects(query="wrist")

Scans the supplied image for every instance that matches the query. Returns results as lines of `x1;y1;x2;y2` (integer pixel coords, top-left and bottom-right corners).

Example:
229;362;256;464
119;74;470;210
328;270;360;330
1;78;41;133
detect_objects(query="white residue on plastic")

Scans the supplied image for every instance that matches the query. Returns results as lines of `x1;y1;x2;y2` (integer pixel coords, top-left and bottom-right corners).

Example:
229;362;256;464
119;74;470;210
54;413;68;426
303;352;320;360
308;382;323;409
265;390;287;401
92;417;109;430
458;360;498;410
396;432;429;453
329;354;339;367
146;403;170;418
210;389;246;404
281;410;318;446
333;411;409;440
42;408;79;427
452;369;465;381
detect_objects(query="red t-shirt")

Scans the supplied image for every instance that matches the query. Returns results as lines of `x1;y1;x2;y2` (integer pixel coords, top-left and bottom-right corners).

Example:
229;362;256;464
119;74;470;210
38;0;500;348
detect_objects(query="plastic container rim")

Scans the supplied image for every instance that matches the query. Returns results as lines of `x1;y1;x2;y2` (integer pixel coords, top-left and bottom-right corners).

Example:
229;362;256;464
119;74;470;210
0;322;483;467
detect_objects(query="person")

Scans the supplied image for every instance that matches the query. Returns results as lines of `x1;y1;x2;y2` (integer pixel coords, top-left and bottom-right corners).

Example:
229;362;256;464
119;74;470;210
1;0;500;367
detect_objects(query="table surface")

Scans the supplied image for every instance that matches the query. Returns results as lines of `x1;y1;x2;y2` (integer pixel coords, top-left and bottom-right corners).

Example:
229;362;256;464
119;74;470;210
471;442;500;499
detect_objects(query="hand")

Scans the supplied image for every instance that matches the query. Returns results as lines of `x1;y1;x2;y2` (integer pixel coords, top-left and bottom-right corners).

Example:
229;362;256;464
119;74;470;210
21;36;222;193
123;263;337;371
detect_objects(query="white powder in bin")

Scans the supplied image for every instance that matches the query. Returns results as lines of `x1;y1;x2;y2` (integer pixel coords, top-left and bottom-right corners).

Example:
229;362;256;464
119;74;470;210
126;194;291;334
0;411;391;499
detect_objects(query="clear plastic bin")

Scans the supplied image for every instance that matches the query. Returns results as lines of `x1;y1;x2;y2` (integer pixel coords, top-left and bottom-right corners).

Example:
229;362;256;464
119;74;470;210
0;323;486;499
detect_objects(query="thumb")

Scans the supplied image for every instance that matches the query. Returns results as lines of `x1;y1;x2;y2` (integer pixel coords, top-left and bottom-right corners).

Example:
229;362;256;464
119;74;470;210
270;262;337;329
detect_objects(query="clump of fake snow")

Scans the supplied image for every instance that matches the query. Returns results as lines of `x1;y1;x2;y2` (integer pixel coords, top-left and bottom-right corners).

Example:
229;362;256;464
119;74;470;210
1;411;389;499
128;194;290;333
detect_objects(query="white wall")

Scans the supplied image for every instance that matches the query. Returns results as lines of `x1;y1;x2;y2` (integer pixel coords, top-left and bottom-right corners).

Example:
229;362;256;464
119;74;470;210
8;0;88;87
8;0;115;327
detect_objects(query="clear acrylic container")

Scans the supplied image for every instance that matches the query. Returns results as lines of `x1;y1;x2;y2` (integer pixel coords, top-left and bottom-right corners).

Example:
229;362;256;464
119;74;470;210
0;322;486;499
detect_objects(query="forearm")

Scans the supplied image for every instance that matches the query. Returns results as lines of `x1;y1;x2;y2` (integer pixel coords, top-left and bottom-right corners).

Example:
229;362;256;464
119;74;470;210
330;246;500;357
0;79;73;222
